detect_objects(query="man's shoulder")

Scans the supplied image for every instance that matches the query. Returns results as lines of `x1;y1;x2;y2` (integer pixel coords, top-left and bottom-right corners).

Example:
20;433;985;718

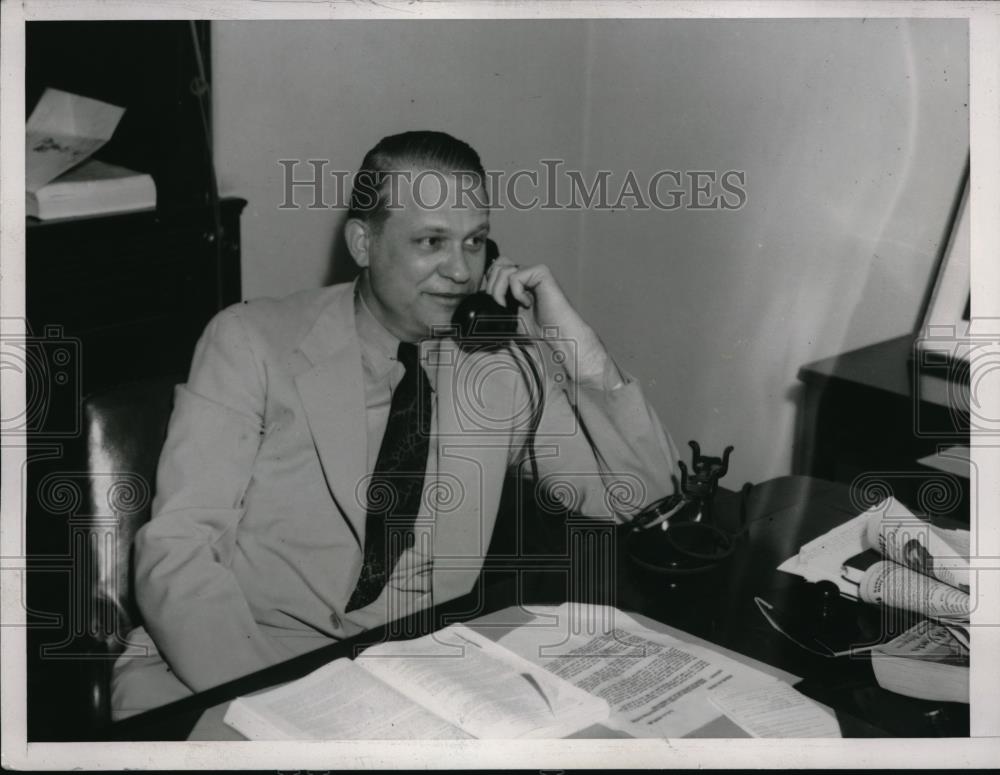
212;283;353;355
235;284;348;325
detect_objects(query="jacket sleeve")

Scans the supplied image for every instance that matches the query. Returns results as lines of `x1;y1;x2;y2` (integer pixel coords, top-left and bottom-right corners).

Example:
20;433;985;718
509;345;681;522
133;306;285;692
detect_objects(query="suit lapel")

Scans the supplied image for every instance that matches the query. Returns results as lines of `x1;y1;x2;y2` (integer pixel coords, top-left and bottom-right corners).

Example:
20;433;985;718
294;285;368;548
293;301;512;594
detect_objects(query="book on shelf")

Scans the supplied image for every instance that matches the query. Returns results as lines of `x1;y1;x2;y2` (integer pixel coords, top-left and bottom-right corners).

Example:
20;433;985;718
870;619;968;703
26;88;124;191
27;158;156;220
222;623;610;740
26;88;156;220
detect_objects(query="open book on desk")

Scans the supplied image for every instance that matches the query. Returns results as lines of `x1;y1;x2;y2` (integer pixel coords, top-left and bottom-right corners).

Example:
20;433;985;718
212;603;839;740
222;623;609;739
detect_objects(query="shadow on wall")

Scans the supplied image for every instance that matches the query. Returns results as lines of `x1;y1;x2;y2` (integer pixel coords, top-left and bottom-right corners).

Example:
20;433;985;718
323;210;360;287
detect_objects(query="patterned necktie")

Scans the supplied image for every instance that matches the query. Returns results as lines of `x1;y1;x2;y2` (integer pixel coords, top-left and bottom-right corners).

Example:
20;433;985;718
346;341;432;612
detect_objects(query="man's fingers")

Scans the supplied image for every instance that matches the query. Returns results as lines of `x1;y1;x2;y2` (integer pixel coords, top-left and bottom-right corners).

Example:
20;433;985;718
488;262;519;306
483;256;510;293
507;274;533;308
484;258;549;310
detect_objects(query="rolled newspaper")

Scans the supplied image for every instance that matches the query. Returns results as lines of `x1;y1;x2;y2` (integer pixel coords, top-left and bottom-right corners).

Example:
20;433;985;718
864;512;969;593
857;560;969;621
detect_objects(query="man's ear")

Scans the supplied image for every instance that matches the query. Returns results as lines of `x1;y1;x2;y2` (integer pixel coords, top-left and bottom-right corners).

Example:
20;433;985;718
344;218;372;267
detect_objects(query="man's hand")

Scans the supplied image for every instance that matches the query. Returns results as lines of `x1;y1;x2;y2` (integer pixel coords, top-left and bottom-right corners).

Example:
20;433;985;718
482;255;622;386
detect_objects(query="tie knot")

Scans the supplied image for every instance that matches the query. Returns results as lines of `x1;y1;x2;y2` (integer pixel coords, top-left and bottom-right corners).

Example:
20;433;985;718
397;341;420;371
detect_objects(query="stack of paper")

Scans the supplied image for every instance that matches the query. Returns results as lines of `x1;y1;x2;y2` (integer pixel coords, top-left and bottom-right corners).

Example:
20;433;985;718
496;603;840;738
870;620;968;703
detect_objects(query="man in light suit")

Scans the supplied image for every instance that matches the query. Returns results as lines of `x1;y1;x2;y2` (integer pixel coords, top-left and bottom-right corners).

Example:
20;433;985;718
111;131;679;717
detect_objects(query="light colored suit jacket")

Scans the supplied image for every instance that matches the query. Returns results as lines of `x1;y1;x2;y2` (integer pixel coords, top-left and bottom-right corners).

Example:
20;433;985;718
133;282;678;694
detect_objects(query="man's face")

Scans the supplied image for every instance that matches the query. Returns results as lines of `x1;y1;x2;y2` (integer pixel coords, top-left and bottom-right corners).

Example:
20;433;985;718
358;169;490;342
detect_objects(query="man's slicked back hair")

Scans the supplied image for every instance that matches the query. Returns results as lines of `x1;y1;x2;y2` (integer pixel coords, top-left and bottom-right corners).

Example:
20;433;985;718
347;130;488;229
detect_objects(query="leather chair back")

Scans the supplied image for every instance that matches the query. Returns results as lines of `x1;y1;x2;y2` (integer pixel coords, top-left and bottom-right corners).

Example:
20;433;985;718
80;375;179;651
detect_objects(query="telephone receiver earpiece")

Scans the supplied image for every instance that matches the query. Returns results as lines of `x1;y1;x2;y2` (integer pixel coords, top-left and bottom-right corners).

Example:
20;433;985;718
451;238;519;349
486;236;500;269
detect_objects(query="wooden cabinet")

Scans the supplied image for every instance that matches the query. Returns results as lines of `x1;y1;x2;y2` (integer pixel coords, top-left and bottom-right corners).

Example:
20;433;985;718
796;335;969;520
26;198;245;396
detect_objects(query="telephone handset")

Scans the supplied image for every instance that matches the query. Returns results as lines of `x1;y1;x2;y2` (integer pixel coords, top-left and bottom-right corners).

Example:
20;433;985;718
451;237;545;479
451;238;519;348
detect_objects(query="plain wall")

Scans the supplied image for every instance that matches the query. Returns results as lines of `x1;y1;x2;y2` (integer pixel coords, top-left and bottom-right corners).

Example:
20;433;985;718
574;19;968;485
212;20;590;299
213;18;968;486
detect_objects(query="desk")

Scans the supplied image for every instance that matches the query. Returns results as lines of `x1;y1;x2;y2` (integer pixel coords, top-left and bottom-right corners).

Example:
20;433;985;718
106;476;968;741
